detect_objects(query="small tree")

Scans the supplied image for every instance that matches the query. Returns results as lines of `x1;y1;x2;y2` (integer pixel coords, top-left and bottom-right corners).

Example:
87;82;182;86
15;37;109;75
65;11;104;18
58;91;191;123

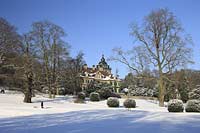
64;52;85;95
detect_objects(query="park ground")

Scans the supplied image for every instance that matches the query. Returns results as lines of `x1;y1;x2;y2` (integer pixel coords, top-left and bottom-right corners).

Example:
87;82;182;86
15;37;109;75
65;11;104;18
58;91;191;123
0;91;200;133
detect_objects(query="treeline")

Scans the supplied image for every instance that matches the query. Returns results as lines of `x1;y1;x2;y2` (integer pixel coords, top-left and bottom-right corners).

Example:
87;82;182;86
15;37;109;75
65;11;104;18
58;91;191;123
0;18;85;102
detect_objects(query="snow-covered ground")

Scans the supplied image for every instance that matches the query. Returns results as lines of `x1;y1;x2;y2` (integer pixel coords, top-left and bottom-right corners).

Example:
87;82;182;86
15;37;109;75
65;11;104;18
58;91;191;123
0;91;200;133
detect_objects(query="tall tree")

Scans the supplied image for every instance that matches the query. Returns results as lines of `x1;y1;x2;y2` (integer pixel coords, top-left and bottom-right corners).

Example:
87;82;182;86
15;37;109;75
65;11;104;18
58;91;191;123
22;34;35;103
0;17;22;87
29;21;69;98
110;9;192;106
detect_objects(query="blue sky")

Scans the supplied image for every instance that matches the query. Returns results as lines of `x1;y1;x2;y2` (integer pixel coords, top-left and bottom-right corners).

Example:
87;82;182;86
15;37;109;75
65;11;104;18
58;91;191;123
0;0;199;78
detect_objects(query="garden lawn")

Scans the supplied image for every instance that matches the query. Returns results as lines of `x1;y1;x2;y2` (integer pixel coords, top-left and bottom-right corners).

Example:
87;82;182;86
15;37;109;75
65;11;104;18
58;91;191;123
0;91;200;133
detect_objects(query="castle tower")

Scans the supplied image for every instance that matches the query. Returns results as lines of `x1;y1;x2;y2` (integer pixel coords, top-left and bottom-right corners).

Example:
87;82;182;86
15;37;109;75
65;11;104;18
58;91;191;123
97;54;111;74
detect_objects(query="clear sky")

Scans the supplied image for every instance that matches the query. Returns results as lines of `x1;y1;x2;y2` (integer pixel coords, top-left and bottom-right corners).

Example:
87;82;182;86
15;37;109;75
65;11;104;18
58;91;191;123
0;0;199;78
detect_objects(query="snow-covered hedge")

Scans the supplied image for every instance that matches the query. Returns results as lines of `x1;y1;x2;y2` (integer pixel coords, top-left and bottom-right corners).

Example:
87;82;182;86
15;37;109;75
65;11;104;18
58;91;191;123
168;99;184;112
189;87;200;100
77;92;86;100
128;85;158;97
107;97;119;107
123;99;136;108
90;92;100;102
185;100;200;112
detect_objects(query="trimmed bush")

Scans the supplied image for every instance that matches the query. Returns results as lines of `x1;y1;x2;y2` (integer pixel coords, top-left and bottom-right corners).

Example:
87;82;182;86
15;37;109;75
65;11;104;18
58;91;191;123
123;99;136;108
77;92;86;100
168;99;184;112
185;100;200;112
97;88;113;99
90;92;100;101
107;97;119;107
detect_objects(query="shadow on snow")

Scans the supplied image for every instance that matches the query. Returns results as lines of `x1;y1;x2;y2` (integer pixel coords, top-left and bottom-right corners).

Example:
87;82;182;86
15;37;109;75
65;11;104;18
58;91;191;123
0;110;200;133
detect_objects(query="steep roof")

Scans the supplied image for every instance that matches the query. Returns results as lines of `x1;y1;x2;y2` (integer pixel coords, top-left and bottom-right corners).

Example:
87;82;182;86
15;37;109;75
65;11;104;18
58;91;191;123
98;55;111;70
82;68;110;77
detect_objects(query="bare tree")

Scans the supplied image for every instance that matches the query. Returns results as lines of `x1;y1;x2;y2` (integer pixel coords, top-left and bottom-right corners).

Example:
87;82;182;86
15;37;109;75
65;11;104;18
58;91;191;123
109;46;149;75
109;9;192;106
22;34;34;103
29;21;69;98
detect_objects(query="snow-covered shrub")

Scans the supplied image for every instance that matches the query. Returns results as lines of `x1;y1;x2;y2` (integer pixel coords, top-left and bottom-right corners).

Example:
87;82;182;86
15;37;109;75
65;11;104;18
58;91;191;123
189;87;200;100
107;97;119;107
90;92;100;101
128;85;157;97
168;99;184;112
77;92;86;100
185;100;200;112
128;85;146;96
123;99;136;108
97;88;113;99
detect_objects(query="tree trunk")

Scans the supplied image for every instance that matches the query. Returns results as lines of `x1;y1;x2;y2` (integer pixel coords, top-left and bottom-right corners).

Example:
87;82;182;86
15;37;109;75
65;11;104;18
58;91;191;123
158;76;165;107
24;73;33;103
24;91;32;103
56;88;59;95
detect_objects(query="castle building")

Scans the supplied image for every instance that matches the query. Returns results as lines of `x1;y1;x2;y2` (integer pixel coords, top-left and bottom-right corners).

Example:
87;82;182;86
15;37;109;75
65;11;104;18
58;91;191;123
80;55;121;93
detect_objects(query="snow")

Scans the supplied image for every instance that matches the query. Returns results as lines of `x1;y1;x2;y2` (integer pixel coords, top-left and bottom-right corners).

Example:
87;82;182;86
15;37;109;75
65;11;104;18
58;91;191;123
0;91;200;133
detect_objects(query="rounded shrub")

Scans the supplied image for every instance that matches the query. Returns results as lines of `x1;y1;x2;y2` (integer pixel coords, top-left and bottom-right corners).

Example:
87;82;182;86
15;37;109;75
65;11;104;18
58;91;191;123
77;92;86;100
185;100;200;112
168;99;184;112
90;92;100;102
97;88;113;99
123;99;136;108
107;97;119;107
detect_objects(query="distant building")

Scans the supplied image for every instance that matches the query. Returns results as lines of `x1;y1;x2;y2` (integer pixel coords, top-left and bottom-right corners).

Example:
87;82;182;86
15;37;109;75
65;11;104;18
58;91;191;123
80;55;121;92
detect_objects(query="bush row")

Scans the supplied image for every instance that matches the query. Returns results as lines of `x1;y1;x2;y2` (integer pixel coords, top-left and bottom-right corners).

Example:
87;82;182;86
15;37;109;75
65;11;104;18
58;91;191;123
168;99;200;112
74;90;121;103
75;92;200;113
107;97;136;108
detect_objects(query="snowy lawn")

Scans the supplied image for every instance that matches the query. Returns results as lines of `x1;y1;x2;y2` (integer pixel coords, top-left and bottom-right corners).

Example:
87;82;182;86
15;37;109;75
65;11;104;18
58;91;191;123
0;92;200;133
